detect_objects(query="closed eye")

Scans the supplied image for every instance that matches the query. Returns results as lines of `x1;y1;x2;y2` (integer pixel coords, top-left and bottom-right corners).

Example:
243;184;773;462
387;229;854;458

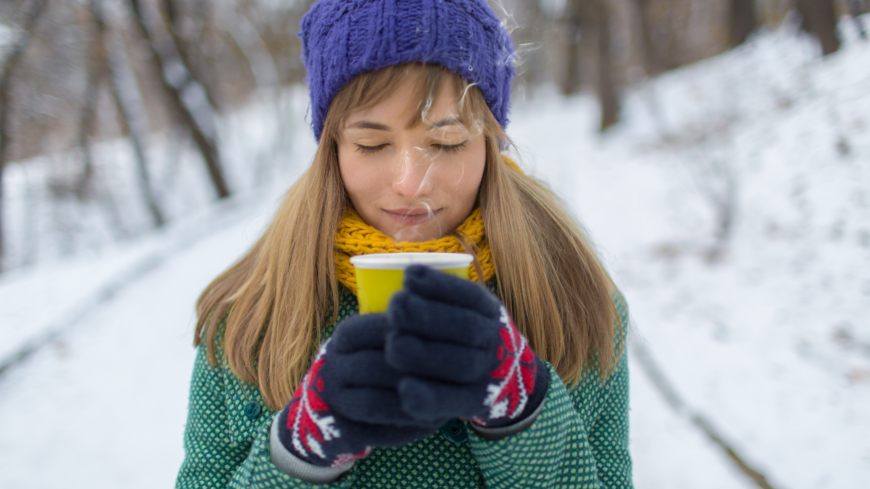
355;143;388;155
433;141;468;154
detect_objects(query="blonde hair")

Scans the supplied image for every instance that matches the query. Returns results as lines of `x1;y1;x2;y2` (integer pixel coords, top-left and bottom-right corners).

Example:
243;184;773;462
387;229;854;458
196;64;621;411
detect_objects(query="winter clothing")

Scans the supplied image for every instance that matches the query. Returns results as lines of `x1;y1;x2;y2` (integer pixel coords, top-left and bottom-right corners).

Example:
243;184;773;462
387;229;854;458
335;207;493;293
276;313;440;472
272;265;549;480
386;265;549;428
299;0;516;141
175;285;632;488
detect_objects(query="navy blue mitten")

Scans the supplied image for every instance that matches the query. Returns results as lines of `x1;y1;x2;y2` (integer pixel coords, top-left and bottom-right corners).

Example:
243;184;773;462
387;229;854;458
275;313;441;468
385;265;550;428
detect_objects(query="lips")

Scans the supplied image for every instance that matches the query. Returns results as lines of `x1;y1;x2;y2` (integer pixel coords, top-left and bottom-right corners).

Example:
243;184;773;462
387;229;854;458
383;208;441;225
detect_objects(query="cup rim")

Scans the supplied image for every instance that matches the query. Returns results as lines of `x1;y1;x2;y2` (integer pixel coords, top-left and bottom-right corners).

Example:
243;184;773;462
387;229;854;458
349;252;474;270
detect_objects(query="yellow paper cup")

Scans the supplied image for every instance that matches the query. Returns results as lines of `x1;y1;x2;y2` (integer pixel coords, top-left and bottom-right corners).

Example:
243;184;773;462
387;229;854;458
350;252;474;314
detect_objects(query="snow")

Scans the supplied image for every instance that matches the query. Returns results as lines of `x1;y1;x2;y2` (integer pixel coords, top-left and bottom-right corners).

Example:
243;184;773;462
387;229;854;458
1;19;869;488
0;209;271;487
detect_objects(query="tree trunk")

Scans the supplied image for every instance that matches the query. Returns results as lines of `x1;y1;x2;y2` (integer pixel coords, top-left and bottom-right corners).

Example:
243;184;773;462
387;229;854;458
0;0;51;271
849;0;867;39
218;8;281;89
127;0;230;199
631;0;661;76
729;0;757;47
796;0;842;55
593;0;619;130
160;0;221;110
94;0;165;227
75;17;107;201
561;0;585;95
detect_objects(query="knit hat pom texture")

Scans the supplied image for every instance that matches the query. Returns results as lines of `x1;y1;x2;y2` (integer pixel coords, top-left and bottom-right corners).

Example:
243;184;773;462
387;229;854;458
299;0;517;141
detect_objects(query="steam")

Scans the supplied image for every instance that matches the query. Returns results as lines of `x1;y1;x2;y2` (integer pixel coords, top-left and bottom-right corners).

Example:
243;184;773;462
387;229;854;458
490;0;543;100
390;76;486;242
392;146;443;242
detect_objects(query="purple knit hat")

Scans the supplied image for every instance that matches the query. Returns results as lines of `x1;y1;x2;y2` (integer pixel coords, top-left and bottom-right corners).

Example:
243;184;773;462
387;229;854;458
299;0;516;141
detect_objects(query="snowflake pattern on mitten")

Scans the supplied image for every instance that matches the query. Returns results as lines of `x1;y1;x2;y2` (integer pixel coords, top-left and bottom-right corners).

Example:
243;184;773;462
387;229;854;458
285;340;371;467
476;306;538;424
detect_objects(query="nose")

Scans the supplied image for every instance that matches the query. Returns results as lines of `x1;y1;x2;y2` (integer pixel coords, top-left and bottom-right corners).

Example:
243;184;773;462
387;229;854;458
391;148;434;199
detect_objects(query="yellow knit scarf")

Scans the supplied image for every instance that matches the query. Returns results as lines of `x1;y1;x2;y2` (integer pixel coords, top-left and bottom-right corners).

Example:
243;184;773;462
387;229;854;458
335;208;494;295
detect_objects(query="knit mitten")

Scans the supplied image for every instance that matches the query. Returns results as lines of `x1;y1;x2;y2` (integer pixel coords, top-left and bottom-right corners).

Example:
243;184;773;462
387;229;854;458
275;314;440;469
385;265;549;428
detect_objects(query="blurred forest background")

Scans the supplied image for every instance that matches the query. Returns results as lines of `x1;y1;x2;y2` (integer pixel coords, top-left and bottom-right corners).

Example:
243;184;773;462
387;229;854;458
0;0;867;272
1;2;869;487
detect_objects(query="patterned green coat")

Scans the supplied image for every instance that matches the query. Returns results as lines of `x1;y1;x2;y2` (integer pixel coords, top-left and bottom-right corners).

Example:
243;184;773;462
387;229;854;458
176;286;632;488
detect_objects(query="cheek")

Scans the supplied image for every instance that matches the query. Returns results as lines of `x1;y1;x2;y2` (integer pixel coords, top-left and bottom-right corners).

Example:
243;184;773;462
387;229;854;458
450;140;486;203
338;148;374;205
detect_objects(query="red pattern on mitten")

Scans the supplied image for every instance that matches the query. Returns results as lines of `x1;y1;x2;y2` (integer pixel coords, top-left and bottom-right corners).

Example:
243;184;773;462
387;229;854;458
285;341;363;465
276;315;442;468
472;306;539;425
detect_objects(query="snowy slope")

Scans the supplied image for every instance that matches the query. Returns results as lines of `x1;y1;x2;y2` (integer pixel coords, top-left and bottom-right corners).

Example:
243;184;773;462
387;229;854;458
1;19;869;489
0;204;275;487
509;20;870;489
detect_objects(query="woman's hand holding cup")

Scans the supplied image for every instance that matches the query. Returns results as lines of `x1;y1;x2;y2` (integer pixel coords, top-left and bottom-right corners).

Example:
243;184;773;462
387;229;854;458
275;313;441;469
276;260;550;471
385;265;549;428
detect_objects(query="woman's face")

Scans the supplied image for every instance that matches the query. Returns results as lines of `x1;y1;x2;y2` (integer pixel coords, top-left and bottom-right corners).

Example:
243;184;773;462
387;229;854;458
337;74;486;242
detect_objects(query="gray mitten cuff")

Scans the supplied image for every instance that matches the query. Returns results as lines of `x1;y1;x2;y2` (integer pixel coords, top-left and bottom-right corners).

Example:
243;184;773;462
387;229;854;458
469;395;547;441
270;416;355;484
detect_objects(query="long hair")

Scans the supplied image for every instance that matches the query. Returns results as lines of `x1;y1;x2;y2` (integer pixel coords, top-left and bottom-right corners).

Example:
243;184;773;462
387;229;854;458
196;64;621;411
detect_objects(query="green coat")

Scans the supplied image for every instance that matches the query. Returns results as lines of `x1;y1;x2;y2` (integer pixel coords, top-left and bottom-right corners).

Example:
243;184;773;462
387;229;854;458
176;286;633;488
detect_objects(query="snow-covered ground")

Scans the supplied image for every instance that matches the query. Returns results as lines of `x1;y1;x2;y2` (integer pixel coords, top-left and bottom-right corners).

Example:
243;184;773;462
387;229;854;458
510;19;870;489
1;19;868;489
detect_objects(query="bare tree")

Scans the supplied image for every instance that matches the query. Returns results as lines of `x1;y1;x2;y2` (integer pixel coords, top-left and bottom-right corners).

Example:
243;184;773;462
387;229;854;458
0;0;51;271
74;6;108;200
160;0;221;110
643;0;694;72
849;0;867;39
592;0;619;131
217;4;280;90
796;0;841;55
561;0;585;96
127;0;230;199
630;0;662;76
729;0;758;47
560;0;620;130
93;0;165;227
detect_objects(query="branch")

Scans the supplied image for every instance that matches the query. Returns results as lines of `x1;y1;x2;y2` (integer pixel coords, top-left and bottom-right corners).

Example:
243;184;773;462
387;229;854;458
160;0;221;109
126;0;230;199
93;0;165;227
630;338;781;489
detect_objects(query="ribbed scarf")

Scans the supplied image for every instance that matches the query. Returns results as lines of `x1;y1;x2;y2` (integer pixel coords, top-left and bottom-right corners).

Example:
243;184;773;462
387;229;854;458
335;208;494;295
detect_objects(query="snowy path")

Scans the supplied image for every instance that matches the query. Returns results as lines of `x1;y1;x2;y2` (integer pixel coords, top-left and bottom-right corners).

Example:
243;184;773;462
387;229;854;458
0;199;277;488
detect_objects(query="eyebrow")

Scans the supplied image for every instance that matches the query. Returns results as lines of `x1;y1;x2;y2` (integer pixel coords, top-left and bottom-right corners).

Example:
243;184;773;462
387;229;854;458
345;117;462;131
346;121;390;131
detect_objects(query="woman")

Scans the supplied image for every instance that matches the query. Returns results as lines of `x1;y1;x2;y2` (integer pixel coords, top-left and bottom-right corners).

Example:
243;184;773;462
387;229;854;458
177;0;632;487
